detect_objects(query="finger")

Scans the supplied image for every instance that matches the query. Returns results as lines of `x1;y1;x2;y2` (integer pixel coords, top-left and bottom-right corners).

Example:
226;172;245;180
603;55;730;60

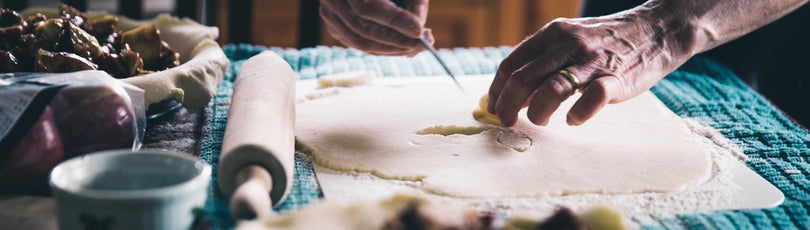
566;75;625;126
524;69;580;126
489;50;569;125
487;59;519;114
405;0;429;26
320;7;414;55
329;2;421;49
487;23;569;113
346;0;423;38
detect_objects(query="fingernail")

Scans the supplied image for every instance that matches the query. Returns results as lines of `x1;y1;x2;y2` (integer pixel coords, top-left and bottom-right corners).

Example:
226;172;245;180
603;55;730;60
566;114;581;126
501;116;516;127
528;116;548;126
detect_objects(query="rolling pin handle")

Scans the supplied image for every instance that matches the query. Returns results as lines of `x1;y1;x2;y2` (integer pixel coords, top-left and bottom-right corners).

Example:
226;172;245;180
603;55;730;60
229;165;273;221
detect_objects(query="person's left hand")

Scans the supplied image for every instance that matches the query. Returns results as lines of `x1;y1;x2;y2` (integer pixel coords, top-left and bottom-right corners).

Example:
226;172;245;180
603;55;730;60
319;0;432;56
487;12;699;127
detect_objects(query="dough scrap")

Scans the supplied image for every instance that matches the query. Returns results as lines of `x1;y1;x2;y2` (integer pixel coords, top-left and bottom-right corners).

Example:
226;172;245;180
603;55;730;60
317;71;375;88
295;76;713;198
472;94;503;126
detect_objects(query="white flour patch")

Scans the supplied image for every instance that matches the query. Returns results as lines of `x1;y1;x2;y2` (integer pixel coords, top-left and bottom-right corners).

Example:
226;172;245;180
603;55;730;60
308;118;743;222
296;76;747;225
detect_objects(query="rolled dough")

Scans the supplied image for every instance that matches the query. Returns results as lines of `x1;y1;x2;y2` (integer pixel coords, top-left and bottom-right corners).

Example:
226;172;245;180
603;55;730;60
295;76;712;198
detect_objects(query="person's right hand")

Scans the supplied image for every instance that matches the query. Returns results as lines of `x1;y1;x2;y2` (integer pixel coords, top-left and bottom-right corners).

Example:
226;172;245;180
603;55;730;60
486;0;809;127
319;0;432;56
487;12;697;127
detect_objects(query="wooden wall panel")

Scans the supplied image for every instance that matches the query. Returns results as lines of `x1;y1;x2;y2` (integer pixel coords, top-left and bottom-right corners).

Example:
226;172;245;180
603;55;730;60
531;0;583;31
218;0;583;48
252;0;300;47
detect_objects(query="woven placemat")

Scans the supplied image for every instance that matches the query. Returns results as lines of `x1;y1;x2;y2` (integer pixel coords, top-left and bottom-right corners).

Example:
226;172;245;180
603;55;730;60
199;44;810;229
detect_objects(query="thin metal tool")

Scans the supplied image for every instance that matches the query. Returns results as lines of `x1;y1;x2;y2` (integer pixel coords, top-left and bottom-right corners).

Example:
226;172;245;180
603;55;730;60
419;35;466;94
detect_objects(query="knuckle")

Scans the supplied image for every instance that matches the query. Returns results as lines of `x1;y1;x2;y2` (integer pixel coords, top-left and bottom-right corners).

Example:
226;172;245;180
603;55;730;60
600;50;623;71
541;76;571;98
587;79;611;100
572;36;590;49
545;18;569;31
545;18;578;34
510;70;537;86
567;35;593;54
545;20;590;49
569;44;599;65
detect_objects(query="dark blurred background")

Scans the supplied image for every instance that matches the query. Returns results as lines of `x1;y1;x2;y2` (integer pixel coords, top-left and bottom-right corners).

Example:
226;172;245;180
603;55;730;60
0;0;583;48
2;0;185;22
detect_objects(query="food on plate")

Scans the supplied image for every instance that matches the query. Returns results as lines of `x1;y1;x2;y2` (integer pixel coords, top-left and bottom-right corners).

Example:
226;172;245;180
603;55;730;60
0;4;179;78
36;49;97;72
121;24;179;72
12;5;228;111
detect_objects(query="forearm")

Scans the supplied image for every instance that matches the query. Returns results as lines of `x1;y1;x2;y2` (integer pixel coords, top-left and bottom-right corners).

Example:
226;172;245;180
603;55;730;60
637;0;808;55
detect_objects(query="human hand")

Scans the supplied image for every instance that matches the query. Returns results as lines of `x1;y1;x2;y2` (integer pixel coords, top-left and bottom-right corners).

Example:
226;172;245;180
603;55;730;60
319;0;434;56
487;12;699;127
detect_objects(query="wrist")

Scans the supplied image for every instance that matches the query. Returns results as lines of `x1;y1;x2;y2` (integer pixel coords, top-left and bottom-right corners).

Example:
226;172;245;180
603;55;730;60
626;1;708;59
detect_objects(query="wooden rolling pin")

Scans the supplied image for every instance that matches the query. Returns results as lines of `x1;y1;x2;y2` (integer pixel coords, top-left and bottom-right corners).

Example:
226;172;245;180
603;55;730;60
217;51;295;220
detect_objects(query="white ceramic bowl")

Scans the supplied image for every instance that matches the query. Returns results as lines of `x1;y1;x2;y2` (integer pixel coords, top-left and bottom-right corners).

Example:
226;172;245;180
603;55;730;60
50;150;211;230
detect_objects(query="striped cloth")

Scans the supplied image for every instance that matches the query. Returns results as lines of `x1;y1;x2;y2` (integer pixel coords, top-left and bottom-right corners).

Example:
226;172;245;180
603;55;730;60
199;44;810;229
